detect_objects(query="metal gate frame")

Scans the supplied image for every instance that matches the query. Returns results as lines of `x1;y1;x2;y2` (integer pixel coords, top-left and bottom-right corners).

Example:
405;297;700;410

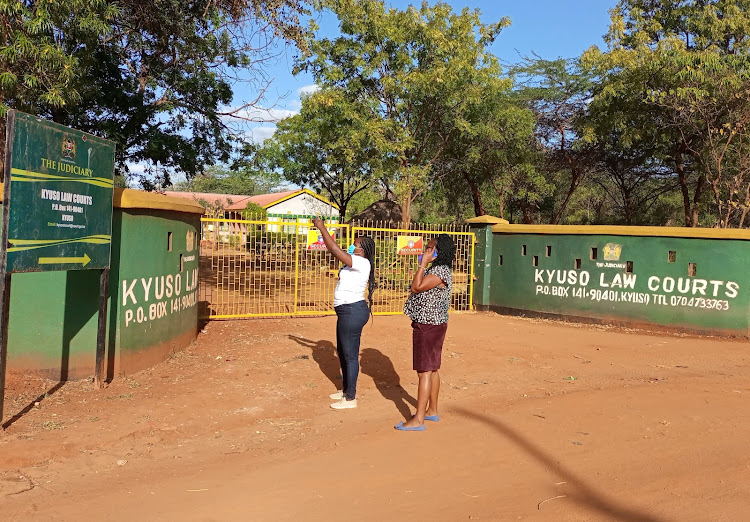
351;225;476;315
199;217;475;319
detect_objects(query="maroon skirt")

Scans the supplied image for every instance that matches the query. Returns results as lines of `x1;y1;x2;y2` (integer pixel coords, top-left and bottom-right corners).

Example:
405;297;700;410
412;321;448;372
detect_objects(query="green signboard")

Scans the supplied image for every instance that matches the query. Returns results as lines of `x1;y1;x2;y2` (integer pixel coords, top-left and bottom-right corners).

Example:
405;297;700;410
5;111;115;272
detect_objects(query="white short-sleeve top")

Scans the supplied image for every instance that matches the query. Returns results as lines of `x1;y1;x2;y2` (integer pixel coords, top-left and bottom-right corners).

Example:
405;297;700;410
333;255;371;307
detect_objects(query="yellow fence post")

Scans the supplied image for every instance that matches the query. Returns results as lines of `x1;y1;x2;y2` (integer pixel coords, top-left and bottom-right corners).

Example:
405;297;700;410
293;222;300;315
469;234;476;310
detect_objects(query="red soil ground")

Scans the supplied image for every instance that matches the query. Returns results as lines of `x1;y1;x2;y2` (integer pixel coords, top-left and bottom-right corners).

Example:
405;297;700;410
1;312;749;521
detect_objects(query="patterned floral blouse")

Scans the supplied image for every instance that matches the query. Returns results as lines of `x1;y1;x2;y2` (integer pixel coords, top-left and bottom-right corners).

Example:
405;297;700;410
403;264;452;325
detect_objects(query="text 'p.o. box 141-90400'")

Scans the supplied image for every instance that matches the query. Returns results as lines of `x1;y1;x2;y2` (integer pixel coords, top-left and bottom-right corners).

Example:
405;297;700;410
5;111;115;272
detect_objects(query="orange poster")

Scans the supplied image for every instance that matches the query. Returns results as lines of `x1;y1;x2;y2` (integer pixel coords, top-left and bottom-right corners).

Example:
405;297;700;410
397;235;423;255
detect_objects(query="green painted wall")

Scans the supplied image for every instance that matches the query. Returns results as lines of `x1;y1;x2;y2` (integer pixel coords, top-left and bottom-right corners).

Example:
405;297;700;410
3;202;201;378
472;223;750;337
109;209;200;375
8;270;101;377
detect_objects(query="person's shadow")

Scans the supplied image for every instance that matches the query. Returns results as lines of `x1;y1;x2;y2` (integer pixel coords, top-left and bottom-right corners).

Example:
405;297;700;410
288;335;341;390
360;347;416;420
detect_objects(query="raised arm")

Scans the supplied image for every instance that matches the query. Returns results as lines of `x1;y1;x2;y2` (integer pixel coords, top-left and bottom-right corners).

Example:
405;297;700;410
312;218;353;267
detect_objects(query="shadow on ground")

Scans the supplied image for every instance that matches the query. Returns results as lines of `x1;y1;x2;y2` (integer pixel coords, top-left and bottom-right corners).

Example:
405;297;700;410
452;406;666;522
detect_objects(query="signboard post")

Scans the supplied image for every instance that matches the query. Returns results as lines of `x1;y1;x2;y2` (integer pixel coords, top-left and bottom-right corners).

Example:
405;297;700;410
0;111;115;427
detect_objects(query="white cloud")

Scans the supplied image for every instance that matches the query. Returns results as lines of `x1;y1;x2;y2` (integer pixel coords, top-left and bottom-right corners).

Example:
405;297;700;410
126;162;147;175
246;126;278;143
298;84;320;98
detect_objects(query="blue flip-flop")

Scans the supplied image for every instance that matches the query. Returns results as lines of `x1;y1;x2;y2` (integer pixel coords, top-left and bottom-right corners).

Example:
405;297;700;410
413;414;440;422
395;421;426;431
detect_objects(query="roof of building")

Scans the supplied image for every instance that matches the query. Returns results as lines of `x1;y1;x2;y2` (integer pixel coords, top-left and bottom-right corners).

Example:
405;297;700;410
162;188;339;211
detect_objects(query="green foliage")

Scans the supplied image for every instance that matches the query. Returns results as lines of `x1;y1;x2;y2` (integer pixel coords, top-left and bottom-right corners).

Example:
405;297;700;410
346;186;383;219
0;0;117;115
297;0;513;224
196;198;229;219
241;202;268;220
583;0;750;227
262;87;384;220
1;0;315;186
113;173;129;188
510;58;598;223
171;164;283;195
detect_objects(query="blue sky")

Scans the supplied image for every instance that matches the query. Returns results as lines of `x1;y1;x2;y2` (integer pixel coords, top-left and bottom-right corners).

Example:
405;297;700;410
233;0;617;143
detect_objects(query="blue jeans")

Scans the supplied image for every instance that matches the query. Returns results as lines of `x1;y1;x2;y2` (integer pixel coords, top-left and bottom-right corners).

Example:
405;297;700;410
334;300;370;400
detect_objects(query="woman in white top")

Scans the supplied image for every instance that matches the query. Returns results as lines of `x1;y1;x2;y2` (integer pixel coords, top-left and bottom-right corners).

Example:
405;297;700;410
312;218;376;410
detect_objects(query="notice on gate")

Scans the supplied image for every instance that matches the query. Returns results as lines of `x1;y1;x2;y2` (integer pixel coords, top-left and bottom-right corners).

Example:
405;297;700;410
397;235;423;255
307;228;335;250
4;111;115;272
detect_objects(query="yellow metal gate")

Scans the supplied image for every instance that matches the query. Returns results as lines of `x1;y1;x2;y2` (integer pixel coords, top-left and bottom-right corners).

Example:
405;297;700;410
199;217;475;319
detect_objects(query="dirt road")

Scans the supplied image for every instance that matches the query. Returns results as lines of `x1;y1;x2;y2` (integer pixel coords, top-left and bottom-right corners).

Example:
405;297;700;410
1;312;749;521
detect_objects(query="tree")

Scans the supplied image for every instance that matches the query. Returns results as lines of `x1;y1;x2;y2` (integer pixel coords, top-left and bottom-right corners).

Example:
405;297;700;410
497;159;555;223
511;57;599;224
583;0;750;227
297;0;510;225
0;0;116;113
0;0;116;170
3;0;316;185
171;164;283;195
438;66;535;218
240;202;268;220
651;57;750;227
264;88;386;221
592;141;679;225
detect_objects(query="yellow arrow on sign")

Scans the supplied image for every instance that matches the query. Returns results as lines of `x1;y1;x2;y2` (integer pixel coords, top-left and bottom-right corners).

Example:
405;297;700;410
38;253;91;267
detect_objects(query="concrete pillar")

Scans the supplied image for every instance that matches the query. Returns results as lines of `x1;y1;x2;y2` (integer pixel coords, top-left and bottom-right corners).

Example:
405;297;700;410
465;216;509;308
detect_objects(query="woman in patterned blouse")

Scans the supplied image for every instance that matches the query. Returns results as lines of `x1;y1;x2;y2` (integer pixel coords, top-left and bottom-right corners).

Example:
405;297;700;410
396;234;456;431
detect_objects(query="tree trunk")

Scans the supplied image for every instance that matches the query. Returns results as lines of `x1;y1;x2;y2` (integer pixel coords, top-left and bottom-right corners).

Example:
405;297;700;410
400;159;412;228
463;172;486;216
401;192;412;229
674;144;694;226
339;202;348;224
739;184;750;228
552;167;582;225
623;191;633;226
553;143;587;225
520;198;534;224
594;199;605;223
691;175;705;228
740;206;750;229
491;179;506;219
0;118;5;183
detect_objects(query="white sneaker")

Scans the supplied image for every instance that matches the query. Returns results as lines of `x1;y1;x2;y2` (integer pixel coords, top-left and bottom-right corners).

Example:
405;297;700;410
329;390;344;400
330;398;357;410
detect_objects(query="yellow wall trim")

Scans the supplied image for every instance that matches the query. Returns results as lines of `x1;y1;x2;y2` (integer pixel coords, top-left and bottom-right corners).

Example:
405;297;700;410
492;224;750;241
114;188;205;214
